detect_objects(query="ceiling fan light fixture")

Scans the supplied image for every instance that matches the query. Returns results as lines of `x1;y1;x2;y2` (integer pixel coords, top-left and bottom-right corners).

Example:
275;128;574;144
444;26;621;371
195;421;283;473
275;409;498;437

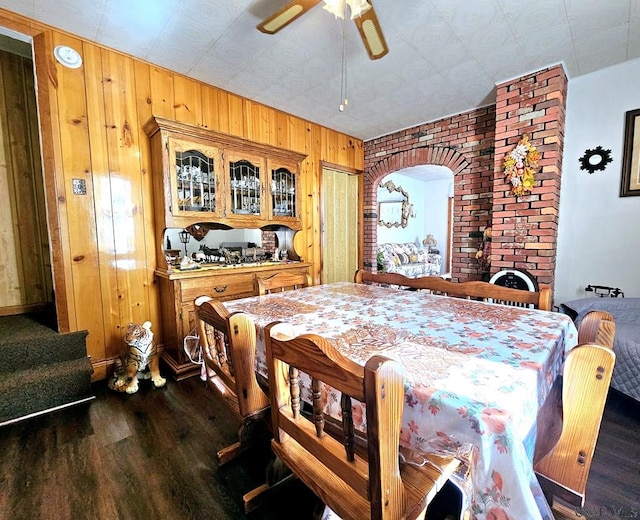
346;0;371;19
322;0;343;18
322;0;371;20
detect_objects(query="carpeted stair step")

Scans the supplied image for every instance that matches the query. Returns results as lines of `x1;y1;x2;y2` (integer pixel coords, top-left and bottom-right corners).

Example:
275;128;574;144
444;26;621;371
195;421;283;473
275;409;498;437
0;314;88;374
0;356;94;425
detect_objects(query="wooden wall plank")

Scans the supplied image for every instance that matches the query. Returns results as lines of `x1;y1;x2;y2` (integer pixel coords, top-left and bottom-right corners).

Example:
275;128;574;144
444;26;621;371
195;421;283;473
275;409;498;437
101;49;152;333
149;65;175;119
321;127;339;163
216;90;230;134
245;100;277;146
173;74;202;126
82;42;116;365
52;33;106;354
133;60;161;352
227;92;244;137
200;84;219;131
276;111;290;150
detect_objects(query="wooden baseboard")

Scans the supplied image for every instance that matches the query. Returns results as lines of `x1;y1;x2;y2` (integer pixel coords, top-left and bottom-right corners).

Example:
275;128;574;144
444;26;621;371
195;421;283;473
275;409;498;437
0;303;50;316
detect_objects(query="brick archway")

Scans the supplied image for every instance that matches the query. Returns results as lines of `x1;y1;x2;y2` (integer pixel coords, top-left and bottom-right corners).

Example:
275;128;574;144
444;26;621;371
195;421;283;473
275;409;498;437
363;146;471;280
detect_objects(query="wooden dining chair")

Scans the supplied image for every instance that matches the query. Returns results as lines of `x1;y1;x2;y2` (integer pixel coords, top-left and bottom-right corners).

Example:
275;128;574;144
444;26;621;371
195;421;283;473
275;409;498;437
534;343;616;517
263;321;459;520
577;310;616;349
194;296;270;465
254;270;312;295
354;270;553;311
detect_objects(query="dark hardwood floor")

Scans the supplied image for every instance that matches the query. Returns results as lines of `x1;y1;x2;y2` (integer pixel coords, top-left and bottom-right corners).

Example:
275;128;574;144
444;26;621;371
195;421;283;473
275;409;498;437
0;377;638;520
580;389;640;518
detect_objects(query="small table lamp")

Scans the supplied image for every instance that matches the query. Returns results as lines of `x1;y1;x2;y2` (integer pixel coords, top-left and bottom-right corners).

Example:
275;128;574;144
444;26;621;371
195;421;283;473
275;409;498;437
422;234;437;251
178;229;191;256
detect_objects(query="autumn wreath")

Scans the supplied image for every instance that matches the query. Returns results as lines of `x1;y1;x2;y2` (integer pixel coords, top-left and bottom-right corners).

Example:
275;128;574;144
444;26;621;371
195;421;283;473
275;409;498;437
503;134;540;197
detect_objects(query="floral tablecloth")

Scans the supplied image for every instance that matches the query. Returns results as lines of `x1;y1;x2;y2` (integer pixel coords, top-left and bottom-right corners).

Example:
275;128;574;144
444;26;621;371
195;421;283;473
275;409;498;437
226;282;578;520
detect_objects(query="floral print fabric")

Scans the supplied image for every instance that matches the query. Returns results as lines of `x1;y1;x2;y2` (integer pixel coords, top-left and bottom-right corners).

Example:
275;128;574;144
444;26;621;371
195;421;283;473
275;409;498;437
377;242;442;276
227;283;577;520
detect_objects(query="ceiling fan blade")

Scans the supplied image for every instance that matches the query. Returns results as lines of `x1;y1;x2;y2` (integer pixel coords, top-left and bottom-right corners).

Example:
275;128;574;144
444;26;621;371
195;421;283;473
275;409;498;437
353;4;388;60
257;0;323;34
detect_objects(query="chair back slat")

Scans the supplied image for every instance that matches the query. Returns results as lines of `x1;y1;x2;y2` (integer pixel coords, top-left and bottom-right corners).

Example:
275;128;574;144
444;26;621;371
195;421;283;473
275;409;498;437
311;378;325;437
289;365;301;418
341;393;356;462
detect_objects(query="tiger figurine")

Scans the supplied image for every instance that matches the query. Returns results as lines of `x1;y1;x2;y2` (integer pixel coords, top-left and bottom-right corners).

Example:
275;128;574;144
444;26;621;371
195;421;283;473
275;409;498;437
108;321;166;394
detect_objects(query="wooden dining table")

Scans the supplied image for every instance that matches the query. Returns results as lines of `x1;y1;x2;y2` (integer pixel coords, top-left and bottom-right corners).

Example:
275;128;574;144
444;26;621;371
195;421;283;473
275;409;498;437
225;282;578;520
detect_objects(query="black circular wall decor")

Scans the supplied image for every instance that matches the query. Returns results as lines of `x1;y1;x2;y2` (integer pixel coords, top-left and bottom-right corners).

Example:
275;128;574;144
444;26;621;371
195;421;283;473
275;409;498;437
579;146;612;174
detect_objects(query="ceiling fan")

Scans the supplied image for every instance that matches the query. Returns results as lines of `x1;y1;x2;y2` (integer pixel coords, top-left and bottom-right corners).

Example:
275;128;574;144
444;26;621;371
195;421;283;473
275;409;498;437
257;0;388;60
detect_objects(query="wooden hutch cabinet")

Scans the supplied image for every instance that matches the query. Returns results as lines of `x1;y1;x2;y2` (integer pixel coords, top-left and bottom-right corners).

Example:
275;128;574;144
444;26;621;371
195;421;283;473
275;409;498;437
144;116;304;231
144;116;310;379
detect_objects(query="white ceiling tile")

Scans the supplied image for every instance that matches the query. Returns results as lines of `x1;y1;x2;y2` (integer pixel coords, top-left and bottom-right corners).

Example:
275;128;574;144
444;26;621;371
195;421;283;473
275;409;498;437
576;46;628;76
499;0;567;24
440;60;493;95
189;51;244;88
573;23;630;58
476;44;535;83
378;0;440;36
568;10;631;41
432;0;502;31
34;0;106;42
461;23;522;66
563;0;630;18
520;23;574;57
404;14;468;65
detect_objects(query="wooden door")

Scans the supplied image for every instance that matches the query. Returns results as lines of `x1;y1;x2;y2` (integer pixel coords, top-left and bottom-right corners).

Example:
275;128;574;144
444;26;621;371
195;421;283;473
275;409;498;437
321;167;359;284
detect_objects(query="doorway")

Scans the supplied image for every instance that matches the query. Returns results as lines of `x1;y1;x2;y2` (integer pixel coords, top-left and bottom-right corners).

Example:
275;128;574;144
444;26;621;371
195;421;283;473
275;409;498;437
377;166;454;274
321;166;360;284
0;33;53;319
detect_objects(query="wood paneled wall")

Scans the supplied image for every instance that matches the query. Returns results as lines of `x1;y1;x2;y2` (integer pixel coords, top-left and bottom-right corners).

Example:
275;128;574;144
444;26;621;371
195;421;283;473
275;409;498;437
0;8;363;380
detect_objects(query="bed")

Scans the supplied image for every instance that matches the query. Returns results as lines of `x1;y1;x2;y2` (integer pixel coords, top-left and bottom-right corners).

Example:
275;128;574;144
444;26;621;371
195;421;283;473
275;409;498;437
560;297;640;402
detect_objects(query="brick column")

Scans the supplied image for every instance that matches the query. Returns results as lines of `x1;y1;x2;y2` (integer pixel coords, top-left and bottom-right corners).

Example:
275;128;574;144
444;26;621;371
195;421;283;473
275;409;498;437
492;65;567;287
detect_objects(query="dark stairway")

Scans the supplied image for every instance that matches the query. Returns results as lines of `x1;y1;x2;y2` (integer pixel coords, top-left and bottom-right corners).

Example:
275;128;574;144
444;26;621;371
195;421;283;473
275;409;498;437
0;312;94;426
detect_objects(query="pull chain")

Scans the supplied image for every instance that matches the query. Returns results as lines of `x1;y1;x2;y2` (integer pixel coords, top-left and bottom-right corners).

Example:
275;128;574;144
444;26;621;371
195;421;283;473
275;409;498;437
339;2;348;111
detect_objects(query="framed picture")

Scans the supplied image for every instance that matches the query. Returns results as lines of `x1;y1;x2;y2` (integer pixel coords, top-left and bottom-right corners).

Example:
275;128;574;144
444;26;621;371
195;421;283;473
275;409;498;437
620;108;640;197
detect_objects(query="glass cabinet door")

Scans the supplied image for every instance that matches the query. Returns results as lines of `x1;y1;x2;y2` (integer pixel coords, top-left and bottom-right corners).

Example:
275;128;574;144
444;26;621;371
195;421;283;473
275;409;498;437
171;139;221;216
227;152;265;217
270;166;297;218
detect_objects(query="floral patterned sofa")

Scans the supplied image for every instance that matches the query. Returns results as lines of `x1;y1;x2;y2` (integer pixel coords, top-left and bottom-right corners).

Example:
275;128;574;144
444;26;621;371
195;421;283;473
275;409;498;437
377;242;442;278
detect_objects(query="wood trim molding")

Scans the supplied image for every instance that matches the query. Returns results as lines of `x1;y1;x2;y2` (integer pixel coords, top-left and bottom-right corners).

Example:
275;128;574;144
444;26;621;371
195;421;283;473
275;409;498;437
144;116;307;164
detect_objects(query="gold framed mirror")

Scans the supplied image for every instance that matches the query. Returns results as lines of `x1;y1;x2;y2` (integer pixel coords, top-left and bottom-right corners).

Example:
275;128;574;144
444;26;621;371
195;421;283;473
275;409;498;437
377;180;411;228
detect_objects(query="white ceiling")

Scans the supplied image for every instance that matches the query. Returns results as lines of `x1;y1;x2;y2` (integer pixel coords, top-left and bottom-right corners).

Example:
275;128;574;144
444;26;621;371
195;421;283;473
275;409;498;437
1;0;639;141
